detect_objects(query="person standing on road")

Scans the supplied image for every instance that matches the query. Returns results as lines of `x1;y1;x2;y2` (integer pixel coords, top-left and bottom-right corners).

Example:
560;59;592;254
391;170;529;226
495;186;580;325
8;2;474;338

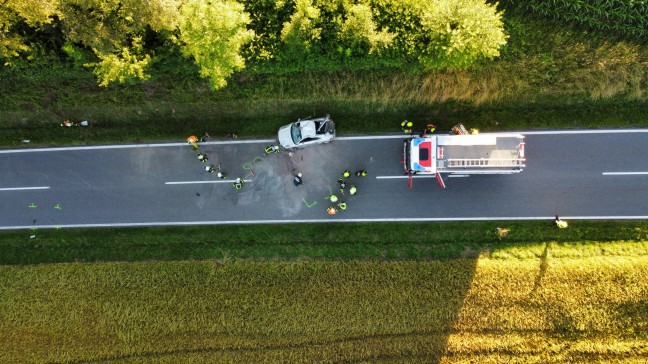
216;164;227;179
401;120;413;133
342;170;350;178
338;178;346;194
327;206;338;215
293;173;303;186
329;194;339;203
187;135;198;149
422;124;436;137
554;215;568;228
349;185;357;196
355;170;367;177
265;145;280;155
205;165;215;173
233;178;244;189
338;201;347;211
197;152;208;162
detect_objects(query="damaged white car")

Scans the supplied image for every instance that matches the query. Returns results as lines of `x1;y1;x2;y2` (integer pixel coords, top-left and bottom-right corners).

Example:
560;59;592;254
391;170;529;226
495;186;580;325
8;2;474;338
278;115;335;149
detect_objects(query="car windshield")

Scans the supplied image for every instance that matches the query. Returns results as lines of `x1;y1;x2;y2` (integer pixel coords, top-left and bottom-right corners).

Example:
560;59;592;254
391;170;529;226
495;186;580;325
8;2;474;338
291;123;302;144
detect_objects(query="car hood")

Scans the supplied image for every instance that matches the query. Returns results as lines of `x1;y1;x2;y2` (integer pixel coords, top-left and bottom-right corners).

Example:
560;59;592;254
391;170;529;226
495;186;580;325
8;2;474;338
278;124;296;148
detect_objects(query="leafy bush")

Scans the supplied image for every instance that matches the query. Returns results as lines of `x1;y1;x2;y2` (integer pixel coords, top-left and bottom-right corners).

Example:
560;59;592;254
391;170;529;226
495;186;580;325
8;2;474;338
280;0;321;53
178;0;255;89
370;0;508;69
338;4;395;55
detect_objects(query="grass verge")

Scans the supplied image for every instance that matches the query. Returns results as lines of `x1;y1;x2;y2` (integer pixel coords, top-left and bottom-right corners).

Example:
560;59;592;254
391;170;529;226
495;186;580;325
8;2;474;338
2;221;648;265
1;254;646;363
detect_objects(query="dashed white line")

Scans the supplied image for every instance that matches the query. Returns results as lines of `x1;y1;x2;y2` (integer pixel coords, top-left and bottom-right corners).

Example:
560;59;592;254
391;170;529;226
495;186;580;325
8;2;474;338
165;180;252;185
602;172;648;176
0;186;50;191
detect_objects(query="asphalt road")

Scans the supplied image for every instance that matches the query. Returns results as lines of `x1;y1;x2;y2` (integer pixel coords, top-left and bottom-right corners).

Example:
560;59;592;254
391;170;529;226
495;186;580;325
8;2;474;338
1;130;648;229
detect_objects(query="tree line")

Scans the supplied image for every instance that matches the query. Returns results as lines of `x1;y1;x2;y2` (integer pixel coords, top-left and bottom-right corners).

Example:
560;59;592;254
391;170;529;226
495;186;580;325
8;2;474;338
0;0;507;89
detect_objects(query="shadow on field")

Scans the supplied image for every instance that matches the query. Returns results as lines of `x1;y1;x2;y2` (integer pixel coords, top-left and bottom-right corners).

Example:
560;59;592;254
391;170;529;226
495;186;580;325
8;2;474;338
531;242;550;295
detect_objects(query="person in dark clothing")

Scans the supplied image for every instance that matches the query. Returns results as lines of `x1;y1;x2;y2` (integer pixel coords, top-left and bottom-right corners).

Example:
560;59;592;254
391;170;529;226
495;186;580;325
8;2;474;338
338;177;347;194
293;173;303;186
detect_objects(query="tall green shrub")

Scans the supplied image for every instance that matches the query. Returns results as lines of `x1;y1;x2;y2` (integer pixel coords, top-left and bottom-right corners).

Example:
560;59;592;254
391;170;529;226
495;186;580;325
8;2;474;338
280;0;322;54
370;0;507;69
338;4;395;55
178;0;255;89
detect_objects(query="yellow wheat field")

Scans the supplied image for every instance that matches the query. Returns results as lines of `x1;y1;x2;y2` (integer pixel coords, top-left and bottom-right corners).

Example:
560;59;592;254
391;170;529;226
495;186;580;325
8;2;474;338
1;254;646;363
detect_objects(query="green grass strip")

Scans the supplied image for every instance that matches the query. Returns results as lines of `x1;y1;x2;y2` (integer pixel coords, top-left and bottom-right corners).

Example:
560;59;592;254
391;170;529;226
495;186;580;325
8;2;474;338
2;220;648;265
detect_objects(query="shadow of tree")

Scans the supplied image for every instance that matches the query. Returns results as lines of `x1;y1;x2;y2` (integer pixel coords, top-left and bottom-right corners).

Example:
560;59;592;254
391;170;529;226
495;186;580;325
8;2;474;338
531;242;550;295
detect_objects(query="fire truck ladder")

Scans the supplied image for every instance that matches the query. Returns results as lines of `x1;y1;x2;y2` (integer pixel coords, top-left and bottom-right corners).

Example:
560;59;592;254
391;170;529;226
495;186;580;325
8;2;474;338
447;158;525;167
452;123;470;135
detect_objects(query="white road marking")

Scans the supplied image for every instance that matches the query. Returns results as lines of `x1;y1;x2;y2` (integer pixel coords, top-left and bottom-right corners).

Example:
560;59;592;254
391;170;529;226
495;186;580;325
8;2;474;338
0;139;275;153
375;174;469;179
521;129;648;135
375;175;437;179
3;215;648;230
0;186;50;191
165;180;252;185
338;135;408;140
1;128;647;154
602;172;648;176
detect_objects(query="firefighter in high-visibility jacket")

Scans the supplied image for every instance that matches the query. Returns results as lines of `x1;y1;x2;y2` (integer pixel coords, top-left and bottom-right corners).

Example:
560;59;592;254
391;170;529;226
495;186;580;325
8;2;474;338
265;145;280;154
554;215;568;228
401;120;413;133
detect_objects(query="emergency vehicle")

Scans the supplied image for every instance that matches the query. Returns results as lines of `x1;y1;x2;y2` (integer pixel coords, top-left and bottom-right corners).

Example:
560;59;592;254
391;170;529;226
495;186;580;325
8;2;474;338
403;124;525;189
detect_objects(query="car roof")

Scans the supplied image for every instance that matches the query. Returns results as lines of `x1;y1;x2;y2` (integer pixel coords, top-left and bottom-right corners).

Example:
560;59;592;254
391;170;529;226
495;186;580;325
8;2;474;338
300;120;317;138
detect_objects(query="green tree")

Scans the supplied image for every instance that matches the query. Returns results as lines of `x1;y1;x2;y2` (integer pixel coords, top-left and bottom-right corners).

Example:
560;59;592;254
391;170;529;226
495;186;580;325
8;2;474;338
0;0;61;62
4;0;60;26
338;3;394;54
370;0;507;69
280;0;321;52
178;0;254;90
416;0;507;69
59;0;181;86
87;37;151;87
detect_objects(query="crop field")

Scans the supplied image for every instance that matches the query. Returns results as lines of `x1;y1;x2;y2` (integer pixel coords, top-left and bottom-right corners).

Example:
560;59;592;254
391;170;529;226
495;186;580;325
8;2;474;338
1;246;646;363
